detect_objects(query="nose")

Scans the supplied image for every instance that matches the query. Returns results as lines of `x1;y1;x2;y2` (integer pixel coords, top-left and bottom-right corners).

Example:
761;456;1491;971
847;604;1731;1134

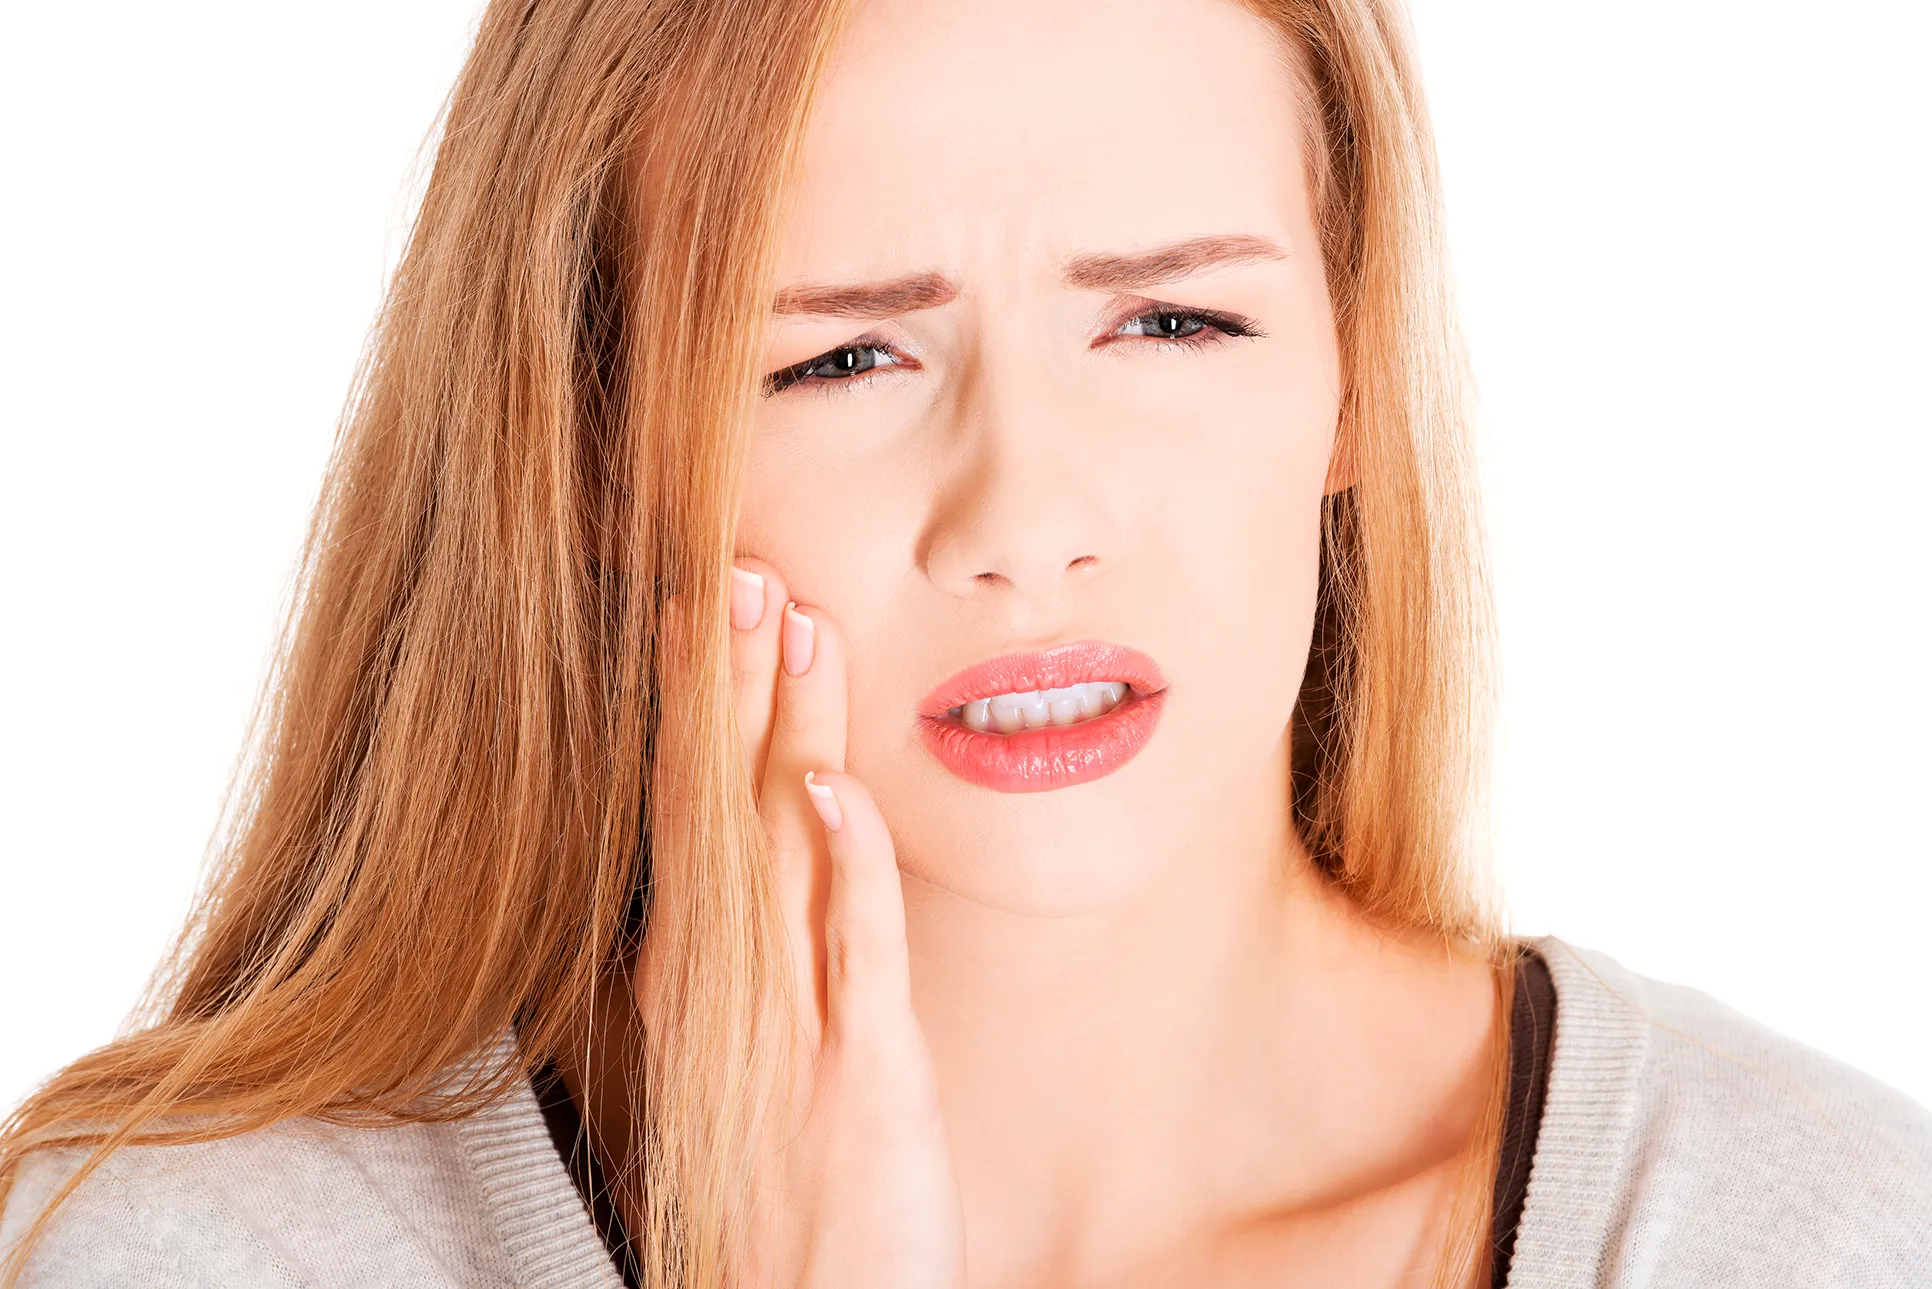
918;370;1117;604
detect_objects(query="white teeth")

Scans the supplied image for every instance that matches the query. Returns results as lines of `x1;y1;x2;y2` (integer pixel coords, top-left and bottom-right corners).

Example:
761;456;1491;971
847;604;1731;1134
987;692;1027;733
1044;686;1082;726
953;680;1131;734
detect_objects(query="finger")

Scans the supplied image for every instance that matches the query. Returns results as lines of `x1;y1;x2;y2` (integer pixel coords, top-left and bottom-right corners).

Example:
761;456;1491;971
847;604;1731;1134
727;558;788;788
760;602;850;836
802;770;913;1039
761;603;849;1034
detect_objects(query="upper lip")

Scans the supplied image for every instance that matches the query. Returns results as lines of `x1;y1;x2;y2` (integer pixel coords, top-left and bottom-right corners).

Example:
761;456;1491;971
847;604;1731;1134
917;641;1168;718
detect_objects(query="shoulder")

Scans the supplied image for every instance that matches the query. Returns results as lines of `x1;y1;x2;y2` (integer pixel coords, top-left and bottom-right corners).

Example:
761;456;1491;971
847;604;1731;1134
2;1116;504;1287
1511;936;1932;1289
0;1062;619;1288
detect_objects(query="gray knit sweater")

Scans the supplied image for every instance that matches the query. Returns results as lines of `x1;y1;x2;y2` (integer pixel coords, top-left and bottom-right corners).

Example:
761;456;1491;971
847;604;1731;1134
5;937;1930;1286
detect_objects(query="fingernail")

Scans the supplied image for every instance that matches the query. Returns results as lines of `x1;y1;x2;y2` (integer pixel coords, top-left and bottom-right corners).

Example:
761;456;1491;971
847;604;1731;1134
782;603;815;676
804;771;843;832
729;566;765;632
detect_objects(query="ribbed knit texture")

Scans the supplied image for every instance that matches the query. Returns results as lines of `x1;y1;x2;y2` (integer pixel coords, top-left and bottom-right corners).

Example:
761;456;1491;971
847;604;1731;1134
1;1036;622;1289
1510;936;1932;1286
5;936;1928;1286
452;1054;626;1289
1505;937;1652;1285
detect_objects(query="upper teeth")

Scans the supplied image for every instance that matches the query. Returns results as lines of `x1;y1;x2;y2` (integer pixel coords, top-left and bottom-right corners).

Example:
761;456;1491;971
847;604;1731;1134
951;681;1130;733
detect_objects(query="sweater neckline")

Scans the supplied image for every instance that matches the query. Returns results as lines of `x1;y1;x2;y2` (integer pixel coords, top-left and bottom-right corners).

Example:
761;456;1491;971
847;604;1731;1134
451;934;1644;1289
1503;936;1651;1288
450;1042;627;1288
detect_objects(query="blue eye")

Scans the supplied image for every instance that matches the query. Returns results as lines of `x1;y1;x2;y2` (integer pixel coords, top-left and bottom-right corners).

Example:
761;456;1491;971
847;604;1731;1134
764;342;903;395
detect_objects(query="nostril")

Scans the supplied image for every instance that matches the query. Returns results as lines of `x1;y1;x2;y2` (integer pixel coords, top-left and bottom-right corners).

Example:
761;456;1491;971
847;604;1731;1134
1068;555;1099;571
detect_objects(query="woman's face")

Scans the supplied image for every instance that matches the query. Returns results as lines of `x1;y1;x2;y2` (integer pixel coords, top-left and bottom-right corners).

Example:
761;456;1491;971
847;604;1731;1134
739;0;1343;915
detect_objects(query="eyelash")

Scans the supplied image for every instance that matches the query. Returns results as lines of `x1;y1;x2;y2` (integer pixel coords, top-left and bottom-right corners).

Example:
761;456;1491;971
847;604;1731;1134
760;304;1263;397
1106;305;1262;351
762;334;905;397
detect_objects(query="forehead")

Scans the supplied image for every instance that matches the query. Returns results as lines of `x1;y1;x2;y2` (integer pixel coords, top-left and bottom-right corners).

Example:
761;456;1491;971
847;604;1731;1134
781;0;1310;279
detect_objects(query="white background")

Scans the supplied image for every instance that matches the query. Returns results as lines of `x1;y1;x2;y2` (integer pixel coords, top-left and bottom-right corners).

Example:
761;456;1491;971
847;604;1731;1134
3;1;1927;1117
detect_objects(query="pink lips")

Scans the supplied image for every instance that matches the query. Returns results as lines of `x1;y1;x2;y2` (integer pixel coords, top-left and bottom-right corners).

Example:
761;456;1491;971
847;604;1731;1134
916;641;1167;793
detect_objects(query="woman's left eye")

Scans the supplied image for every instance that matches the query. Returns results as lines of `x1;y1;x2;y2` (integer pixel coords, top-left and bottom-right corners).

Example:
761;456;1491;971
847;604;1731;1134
1112;307;1260;344
764;342;904;395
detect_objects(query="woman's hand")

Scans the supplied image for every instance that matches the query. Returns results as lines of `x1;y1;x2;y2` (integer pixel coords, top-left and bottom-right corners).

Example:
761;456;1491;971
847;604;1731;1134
646;561;966;1289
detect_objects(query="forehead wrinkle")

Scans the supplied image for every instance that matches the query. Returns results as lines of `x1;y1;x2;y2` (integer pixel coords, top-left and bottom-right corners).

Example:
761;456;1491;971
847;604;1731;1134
771;271;960;319
1060;234;1288;293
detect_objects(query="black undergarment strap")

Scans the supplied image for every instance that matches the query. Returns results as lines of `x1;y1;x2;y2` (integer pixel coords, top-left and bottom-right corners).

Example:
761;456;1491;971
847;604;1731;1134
531;1060;644;1289
1489;944;1557;1288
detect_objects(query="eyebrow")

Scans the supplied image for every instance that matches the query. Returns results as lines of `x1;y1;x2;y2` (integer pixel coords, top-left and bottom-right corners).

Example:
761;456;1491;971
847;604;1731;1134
767;234;1288;319
1060;234;1289;293
771;271;959;318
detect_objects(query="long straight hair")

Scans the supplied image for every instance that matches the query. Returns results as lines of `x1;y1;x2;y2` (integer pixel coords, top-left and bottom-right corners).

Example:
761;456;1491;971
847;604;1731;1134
0;1;1512;1285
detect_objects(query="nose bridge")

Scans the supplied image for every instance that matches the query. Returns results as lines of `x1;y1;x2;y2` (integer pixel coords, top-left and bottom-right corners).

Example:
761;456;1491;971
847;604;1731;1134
919;344;1114;600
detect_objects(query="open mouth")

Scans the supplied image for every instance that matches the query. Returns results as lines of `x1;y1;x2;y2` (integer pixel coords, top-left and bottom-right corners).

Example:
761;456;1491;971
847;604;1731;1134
917;643;1166;793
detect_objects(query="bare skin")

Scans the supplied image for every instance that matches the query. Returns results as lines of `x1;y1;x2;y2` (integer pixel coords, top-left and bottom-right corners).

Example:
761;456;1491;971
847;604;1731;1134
601;1;1504;1286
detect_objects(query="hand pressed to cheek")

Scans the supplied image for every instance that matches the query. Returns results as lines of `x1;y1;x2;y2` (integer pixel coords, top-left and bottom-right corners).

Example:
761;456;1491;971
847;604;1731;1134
755;591;860;1036
699;560;963;1288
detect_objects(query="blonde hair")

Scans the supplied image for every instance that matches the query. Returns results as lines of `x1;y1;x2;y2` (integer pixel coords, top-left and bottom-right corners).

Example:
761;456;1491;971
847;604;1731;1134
0;1;1512;1285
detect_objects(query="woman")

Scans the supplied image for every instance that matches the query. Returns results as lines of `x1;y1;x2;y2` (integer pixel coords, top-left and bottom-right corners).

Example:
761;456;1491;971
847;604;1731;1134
2;0;1926;1285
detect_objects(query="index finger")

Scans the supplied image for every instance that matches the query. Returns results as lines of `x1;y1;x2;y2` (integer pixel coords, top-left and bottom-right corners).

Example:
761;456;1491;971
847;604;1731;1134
728;558;789;788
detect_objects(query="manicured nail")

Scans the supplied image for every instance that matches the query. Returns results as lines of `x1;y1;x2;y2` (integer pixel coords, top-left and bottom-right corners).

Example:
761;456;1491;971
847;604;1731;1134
782;603;815;677
729;566;765;632
804;771;843;832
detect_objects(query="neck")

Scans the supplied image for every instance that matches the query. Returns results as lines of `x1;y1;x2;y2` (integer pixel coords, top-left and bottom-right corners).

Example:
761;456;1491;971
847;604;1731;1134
898;743;1500;1283
569;742;1504;1287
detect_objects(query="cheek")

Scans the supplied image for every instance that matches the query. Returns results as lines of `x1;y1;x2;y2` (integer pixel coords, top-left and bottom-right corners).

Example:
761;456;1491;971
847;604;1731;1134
1155;352;1337;619
734;430;930;726
1156;374;1335;739
738;431;896;594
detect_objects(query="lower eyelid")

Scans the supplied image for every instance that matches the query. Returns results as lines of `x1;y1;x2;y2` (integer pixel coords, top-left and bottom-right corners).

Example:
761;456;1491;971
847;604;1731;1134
1101;322;1252;351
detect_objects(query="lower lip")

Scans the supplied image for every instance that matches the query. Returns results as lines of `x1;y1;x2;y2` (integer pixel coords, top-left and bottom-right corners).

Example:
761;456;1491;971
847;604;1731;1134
916;690;1166;793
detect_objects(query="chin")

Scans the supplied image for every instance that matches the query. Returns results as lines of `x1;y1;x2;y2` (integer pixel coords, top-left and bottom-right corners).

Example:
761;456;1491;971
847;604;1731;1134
865;758;1199;917
851;655;1306;916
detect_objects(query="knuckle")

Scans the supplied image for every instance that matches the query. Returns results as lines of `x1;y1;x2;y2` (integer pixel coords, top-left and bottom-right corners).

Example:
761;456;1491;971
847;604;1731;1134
771;683;818;742
823;921;873;988
824;917;905;993
823;921;860;984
